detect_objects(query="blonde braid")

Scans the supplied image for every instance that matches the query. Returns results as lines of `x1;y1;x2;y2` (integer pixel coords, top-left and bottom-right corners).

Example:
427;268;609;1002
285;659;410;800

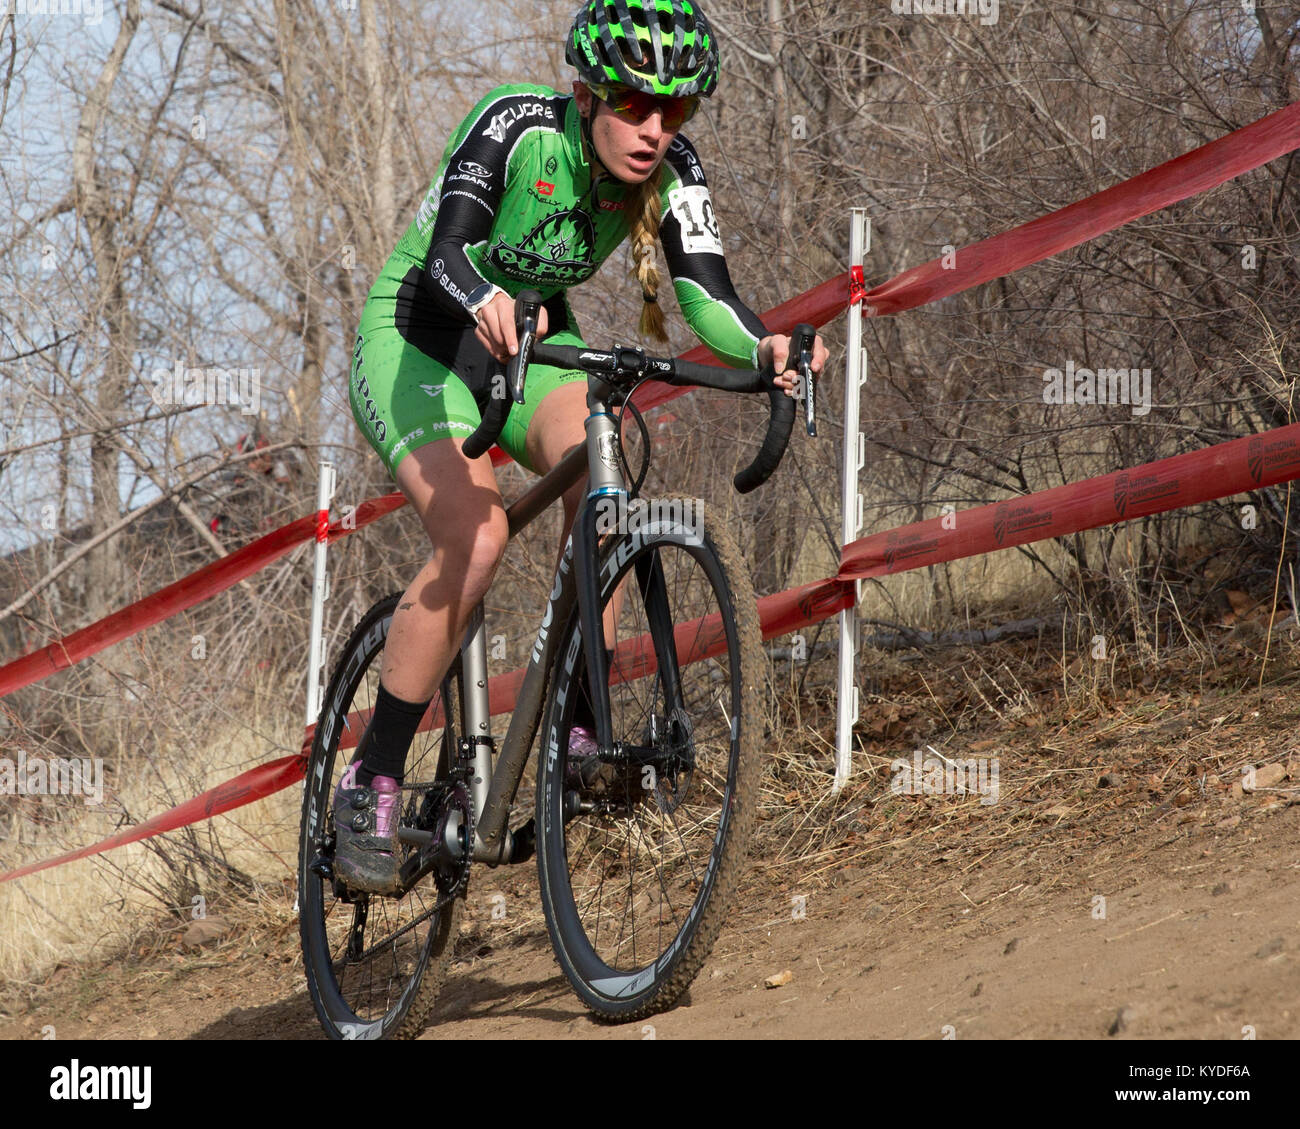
627;165;668;342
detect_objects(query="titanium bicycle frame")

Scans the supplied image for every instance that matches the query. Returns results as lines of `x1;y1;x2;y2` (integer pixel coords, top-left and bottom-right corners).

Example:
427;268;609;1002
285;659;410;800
452;372;648;865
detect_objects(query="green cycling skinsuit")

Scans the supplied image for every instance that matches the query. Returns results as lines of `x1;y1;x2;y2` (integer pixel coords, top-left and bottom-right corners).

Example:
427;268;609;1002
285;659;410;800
349;82;770;476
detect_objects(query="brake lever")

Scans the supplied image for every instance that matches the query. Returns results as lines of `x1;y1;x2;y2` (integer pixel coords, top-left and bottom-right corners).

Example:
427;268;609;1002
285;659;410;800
508;289;542;404
789;323;817;437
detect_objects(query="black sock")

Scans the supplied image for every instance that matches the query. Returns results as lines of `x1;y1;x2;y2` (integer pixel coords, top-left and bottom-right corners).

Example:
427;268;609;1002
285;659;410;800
571;647;614;734
357;681;432;787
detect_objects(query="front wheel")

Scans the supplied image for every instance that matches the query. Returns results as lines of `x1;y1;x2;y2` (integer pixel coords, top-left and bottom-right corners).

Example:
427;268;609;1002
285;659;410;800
535;499;764;1021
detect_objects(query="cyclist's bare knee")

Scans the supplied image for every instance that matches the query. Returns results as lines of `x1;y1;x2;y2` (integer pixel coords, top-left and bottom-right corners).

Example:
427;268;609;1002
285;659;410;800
393;435;506;599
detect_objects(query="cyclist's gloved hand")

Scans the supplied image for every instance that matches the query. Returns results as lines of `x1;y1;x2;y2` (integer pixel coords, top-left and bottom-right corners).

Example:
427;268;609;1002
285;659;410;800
757;332;830;397
476;292;550;365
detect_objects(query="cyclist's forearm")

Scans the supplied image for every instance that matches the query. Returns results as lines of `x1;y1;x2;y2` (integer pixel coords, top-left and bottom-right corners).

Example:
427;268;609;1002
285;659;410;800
421;238;496;324
673;276;767;368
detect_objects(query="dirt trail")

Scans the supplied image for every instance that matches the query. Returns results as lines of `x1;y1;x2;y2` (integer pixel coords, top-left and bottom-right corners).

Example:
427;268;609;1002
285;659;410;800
3;652;1299;1041
2;781;1295;1041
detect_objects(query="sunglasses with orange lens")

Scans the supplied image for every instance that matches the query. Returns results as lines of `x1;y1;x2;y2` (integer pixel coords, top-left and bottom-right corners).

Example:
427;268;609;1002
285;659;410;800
589;84;700;130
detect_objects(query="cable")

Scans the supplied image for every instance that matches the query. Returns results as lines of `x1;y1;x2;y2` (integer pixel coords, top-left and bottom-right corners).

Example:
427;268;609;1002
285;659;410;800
615;377;653;501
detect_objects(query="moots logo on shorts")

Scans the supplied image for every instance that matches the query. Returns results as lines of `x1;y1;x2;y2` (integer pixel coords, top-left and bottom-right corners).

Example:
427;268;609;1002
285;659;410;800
149;359;261;417
0;750;104;805
594;496;704;547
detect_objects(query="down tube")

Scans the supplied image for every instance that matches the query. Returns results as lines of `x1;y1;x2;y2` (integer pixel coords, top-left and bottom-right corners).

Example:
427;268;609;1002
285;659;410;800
475;534;578;854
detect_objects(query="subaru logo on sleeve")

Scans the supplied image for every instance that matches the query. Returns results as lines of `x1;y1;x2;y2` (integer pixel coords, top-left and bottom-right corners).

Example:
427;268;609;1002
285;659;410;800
432;258;444;275
458;160;492;178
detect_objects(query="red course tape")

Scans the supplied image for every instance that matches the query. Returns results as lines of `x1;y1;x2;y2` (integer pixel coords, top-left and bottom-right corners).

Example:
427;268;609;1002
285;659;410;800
4;102;1299;881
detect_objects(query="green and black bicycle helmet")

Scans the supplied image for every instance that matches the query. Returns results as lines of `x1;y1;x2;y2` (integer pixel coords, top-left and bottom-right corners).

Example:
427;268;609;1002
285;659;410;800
566;0;720;98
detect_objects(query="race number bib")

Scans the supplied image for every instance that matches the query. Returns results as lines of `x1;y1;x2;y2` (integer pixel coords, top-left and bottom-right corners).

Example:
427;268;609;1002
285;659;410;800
667;185;724;256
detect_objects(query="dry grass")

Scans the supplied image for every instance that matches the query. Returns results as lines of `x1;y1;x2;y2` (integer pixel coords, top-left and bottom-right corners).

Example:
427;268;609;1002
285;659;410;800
752;606;1300;917
0;662;301;989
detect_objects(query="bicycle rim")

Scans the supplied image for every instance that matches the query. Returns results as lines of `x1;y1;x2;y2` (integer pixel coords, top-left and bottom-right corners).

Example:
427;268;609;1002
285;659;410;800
298;595;464;1040
536;505;761;1019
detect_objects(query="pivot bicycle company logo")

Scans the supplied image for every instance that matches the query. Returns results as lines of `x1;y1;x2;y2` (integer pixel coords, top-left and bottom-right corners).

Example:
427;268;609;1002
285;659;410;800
0;750;104;805
489;207;596;284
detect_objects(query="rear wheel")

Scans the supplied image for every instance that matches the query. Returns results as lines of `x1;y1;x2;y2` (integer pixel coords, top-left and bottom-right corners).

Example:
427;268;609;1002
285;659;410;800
535;500;763;1020
298;594;466;1040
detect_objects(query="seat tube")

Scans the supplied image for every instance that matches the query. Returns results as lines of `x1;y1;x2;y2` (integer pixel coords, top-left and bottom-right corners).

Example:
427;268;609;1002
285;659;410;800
459;603;493;820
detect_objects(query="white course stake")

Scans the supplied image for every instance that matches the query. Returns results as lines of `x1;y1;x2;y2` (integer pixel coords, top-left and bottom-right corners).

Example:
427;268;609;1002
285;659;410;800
298;460;335;915
306;461;337;729
834;210;870;793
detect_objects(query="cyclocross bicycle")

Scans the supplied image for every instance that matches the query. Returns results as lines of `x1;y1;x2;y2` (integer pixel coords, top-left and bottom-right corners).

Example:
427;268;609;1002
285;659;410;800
298;289;817;1039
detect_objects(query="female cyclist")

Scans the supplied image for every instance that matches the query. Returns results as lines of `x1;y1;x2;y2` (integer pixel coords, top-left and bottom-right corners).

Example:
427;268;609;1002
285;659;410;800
339;0;828;893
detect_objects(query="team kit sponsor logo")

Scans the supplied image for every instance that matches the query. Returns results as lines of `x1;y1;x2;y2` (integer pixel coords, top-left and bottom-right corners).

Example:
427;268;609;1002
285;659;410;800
482;99;553;143
669;136;706;183
415;175;443;231
431;258;471;306
448;172;492;191
489;206;598;284
351;333;387;443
